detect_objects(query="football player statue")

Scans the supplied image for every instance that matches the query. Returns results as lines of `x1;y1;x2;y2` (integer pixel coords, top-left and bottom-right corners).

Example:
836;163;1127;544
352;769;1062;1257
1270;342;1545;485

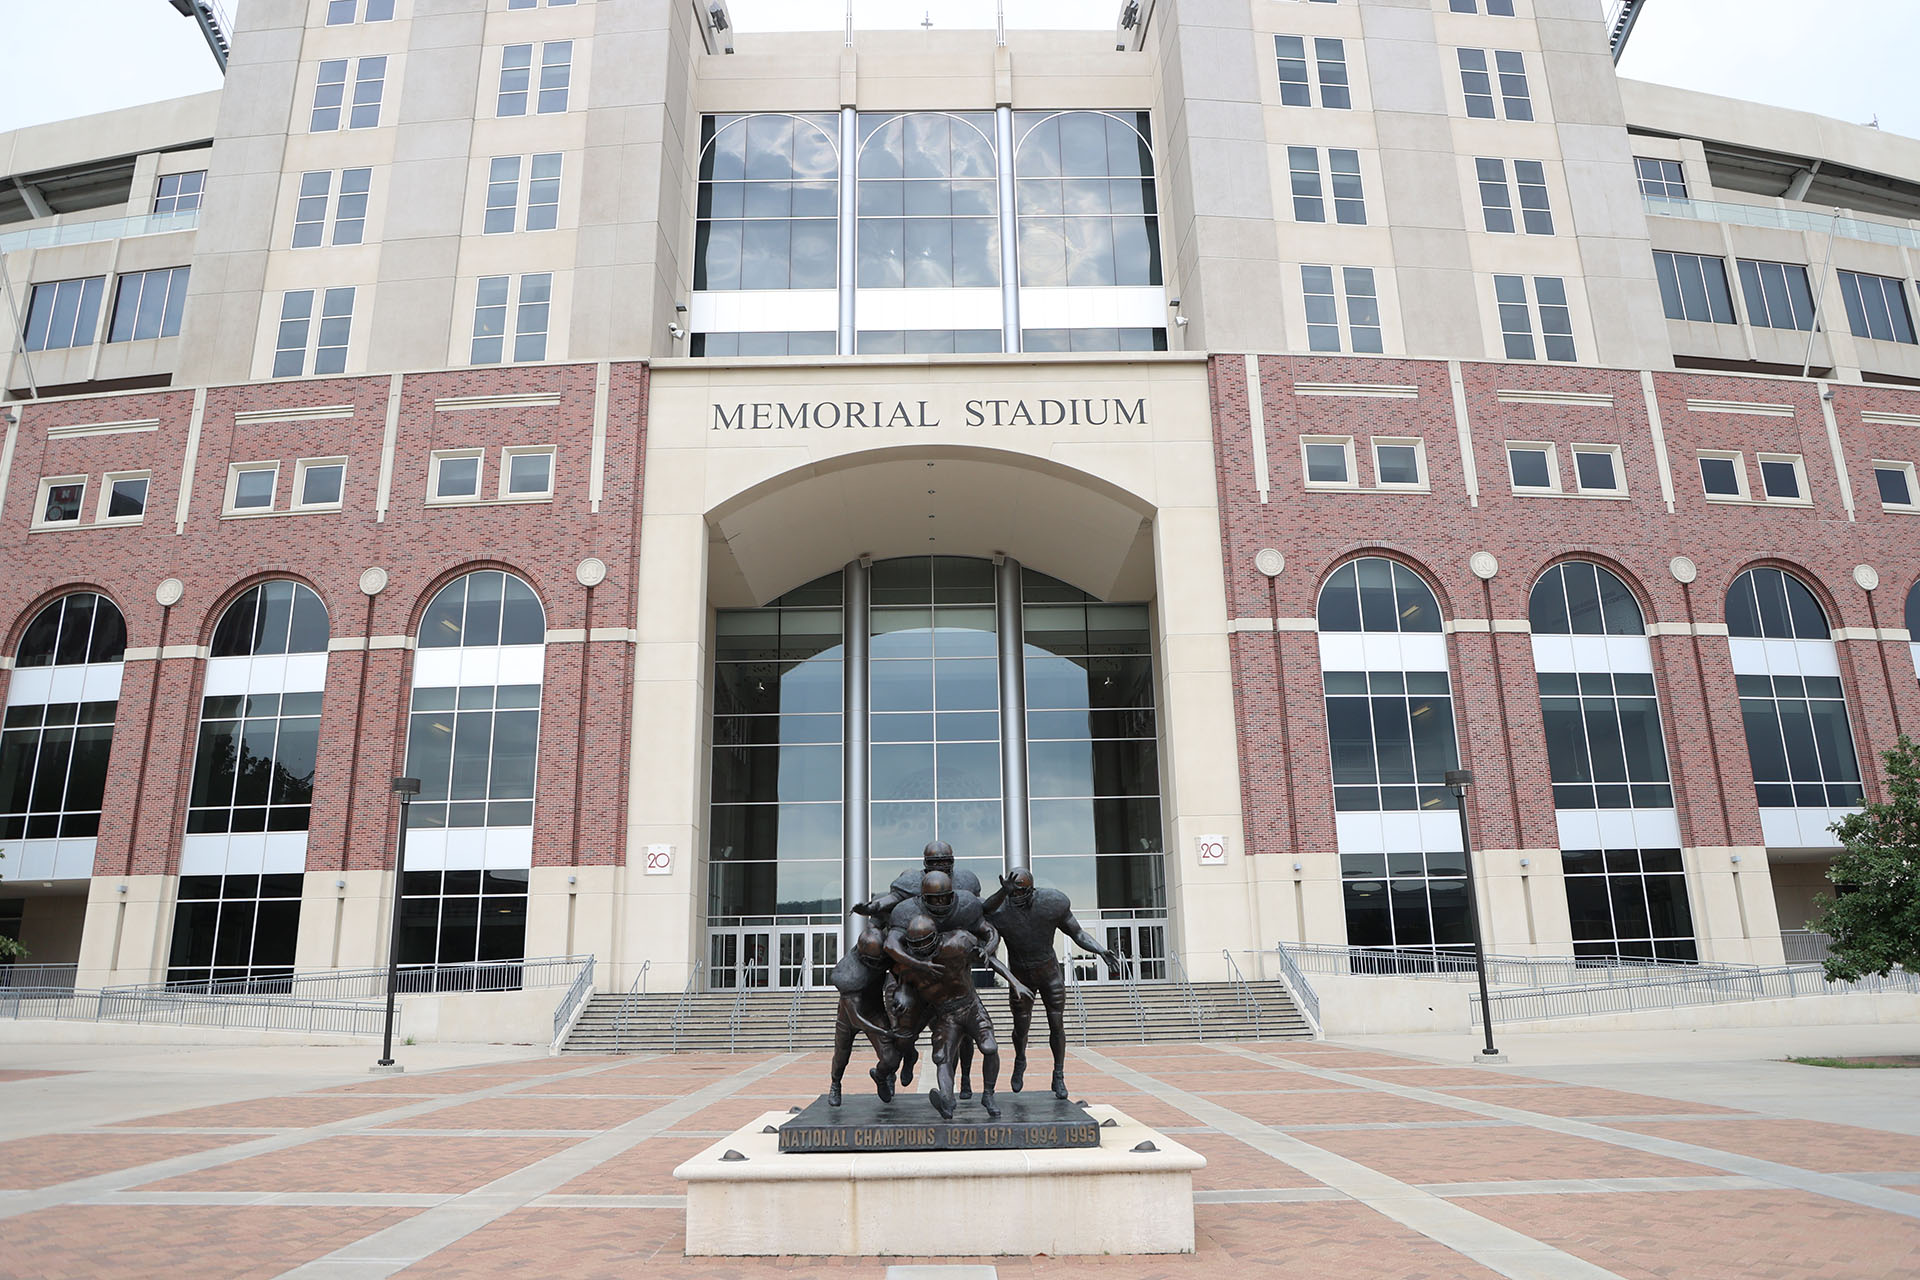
891;913;1031;1120
982;867;1122;1099
825;924;917;1106
882;868;995;1098
851;839;981;919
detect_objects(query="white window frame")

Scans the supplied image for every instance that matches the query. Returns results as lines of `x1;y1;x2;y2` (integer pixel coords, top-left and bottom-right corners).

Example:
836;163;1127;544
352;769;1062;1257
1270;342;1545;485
1506;441;1560;494
96;471;152;525
499;445;557;501
1756;452;1811;506
429;449;486;504
225;462;281;516
1698;450;1750;502
1371;437;1428;491
292;457;348;511
1301;436;1357;489
1273;34;1353;110
1871;460;1918;512
326;0;396;23
1570;444;1626;497
32;475;88;529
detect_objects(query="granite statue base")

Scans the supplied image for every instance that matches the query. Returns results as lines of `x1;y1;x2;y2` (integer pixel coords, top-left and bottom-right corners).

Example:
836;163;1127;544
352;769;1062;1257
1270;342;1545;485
778;1092;1100;1152
674;1102;1204;1256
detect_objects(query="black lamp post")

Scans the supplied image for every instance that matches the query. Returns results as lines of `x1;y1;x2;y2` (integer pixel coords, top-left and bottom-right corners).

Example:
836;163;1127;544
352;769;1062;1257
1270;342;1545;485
1445;769;1503;1062
375;776;421;1072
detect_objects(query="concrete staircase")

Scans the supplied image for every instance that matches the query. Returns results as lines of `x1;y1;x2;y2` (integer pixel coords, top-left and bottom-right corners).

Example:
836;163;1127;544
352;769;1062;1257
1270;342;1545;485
561;979;1310;1053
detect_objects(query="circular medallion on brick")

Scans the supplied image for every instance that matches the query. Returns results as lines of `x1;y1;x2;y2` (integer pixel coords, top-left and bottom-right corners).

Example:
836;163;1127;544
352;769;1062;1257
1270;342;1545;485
359;567;390;596
1854;564;1880;592
1469;551;1498;580
577;557;608;588
155;578;184;607
1253;548;1284;578
1669;556;1698;584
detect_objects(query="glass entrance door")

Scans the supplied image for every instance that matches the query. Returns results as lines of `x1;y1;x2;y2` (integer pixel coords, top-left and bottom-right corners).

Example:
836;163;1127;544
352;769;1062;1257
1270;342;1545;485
777;926;840;989
708;928;772;989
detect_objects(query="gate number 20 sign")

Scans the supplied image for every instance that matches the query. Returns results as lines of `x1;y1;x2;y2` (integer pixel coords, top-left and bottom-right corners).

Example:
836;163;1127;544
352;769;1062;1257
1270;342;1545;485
644;844;674;875
1195;834;1227;866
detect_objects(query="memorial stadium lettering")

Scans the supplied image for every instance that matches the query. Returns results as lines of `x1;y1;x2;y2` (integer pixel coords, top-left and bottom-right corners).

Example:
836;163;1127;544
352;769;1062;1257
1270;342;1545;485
710;396;1147;431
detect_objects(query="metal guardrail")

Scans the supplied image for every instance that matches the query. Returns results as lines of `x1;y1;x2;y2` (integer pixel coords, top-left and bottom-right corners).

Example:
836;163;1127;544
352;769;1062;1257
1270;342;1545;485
1064;960;1090;1046
611;960;650;1054
1266;944;1321;1035
105;955;591;1001
786;985;807;1052
1116;954;1148;1043
1221;948;1262;1040
1643;194;1920;251
0;964;77;992
1167;953;1206;1042
727;987;751;1054
550;955;595;1046
0;209;200;254
1471;963;1920;1025
669;960;705;1051
1780;930;1834;964
0;986;390;1036
1279;942;1748;988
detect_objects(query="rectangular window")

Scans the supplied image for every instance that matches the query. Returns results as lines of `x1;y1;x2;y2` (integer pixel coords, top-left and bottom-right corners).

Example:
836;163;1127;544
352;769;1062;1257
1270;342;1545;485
312;58;385;131
226;463;279;514
498;43;571;116
333;168;372;245
1698;452;1748;500
152;170;205;215
470;273;553;365
1538;670;1674;812
108;266;189;342
430;450;484;502
1324;669;1461;814
501;447;555;500
293;458;346;510
1494;274;1576;361
34;477;87;526
1507;442;1557;492
99;473;150;523
1274;35;1351;109
1561;848;1697;964
327;0;395;22
1635;156;1688;201
1459;49;1531;120
1302;436;1355;487
1837;270;1916;344
272;287;355;378
23;277;105;351
1373;438;1426;488
1451;0;1518;11
1758;453;1807;503
483;154;562;234
1873;461;1917;510
1738;672;1864;809
2;698;119;843
1737;259;1817;331
1475;158;1552;235
292;171;330;247
1653;251;1735;324
1288;148;1365;224
1571;445;1624;495
1301;265;1383;354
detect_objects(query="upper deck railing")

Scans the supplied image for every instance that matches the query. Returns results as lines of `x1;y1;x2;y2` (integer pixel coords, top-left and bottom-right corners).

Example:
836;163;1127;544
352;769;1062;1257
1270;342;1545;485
0;209;200;256
1645;194;1920;251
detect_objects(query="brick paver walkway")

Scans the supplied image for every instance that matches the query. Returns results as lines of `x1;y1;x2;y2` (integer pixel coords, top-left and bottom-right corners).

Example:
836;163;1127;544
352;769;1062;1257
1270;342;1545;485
2;1039;1918;1278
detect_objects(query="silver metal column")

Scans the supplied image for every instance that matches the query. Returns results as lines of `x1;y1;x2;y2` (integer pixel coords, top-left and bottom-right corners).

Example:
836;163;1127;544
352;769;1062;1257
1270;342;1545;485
995;105;1021;353
995;556;1031;871
837;106;858;354
842;558;871;949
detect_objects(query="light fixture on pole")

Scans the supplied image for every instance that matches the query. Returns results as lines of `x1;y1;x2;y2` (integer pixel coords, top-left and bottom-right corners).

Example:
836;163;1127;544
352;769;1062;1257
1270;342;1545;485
374;776;421;1074
1445;768;1505;1064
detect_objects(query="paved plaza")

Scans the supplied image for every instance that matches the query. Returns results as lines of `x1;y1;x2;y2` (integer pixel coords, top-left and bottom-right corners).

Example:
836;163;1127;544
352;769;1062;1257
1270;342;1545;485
2;1026;1919;1278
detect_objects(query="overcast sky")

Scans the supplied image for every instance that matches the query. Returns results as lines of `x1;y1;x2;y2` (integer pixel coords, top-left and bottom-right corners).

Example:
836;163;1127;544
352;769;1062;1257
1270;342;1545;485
2;1;1917;140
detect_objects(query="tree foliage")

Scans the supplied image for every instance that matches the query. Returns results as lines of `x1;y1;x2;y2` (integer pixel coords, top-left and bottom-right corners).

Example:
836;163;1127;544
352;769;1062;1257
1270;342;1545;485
1820;735;1920;982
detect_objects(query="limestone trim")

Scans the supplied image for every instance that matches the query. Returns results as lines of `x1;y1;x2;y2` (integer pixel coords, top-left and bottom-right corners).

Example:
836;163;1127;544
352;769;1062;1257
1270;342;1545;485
232;404;355;425
1448;361;1480;509
175;387;206;534
375;372;402;523
1227;617;1316;633
433;392;563;412
589;360;610;514
1292;382;1420;399
1684;398;1796;417
1833;626;1913;642
1861;410;1920;427
1640;369;1678;514
1817;383;1856;523
1245;353;1270;504
45;417;162;438
1495;389;1615;407
0;409;15;527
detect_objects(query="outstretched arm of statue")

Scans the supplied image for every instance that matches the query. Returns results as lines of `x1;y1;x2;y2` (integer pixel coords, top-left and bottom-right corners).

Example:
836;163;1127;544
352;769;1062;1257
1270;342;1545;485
978;944;1032;1004
980;873;1013;915
970;917;1001;960
851;889;904;918
843;998;891;1040
1061;910;1123;976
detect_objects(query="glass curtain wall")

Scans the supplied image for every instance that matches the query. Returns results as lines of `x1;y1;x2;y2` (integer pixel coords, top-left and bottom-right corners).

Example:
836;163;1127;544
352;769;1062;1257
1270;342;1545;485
1529;562;1697;962
1318;558;1471;961
704;556;1167;988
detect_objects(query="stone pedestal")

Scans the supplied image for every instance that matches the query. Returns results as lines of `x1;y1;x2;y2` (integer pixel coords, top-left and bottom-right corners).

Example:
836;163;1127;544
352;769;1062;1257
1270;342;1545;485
674;1103;1204;1256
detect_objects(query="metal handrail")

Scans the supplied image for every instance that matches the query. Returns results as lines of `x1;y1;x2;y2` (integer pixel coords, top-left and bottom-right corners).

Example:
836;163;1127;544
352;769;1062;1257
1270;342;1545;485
1471;962;1920;1025
1278;942;1751;988
1780;929;1834;964
1117;953;1148;1043
103;954;592;1000
1221;948;1262;1040
727;987;751;1053
1269;943;1322;1036
786;985;807;1052
0;986;391;1036
0;964;78;992
669;960;705;1051
1064;954;1090;1046
1167;952;1206;1042
611;960;650;1054
550;955;596;1046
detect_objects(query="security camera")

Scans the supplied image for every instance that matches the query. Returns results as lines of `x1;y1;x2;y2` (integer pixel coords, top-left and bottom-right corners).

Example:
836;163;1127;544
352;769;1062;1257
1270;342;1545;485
668;323;687;340
1174;315;1189;327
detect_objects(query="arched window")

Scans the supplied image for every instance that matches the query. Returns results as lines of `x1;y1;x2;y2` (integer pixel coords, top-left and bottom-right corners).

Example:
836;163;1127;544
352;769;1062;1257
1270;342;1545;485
1;594;125;879
1317;557;1466;957
1906;579;1919;683
1530;563;1694;963
1726;568;1863;846
400;570;546;971
171;581;329;987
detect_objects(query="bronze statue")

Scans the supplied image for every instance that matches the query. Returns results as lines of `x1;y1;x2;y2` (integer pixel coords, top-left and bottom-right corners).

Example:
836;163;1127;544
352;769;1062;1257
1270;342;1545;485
853;840;982;918
890;913;1031;1120
882;869;995;1098
982;867;1121;1099
826;924;917;1105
